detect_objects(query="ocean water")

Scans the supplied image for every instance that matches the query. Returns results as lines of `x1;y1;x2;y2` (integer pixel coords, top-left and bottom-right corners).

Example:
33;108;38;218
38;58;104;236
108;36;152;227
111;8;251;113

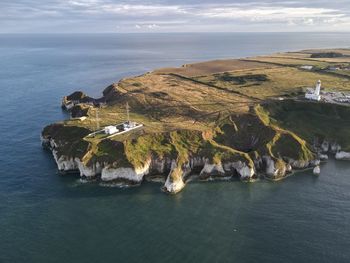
0;33;350;263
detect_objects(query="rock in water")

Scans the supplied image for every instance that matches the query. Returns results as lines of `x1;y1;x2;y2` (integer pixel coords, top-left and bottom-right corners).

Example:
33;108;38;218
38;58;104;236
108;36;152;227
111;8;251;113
335;151;350;160
313;166;321;175
318;154;328;160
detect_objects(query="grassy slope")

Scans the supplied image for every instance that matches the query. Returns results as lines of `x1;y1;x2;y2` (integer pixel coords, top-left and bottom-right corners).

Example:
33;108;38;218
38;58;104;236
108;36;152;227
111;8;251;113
263;100;350;151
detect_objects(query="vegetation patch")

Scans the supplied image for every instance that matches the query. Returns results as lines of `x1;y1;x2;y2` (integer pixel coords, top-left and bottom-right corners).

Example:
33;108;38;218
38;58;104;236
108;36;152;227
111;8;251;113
88;139;131;167
42;124;91;159
262;100;350;151
271;133;313;161
42;124;91;142
150;91;168;98
310;52;345;58
66;91;89;101
125;133;175;168
214;114;275;153
214;72;269;85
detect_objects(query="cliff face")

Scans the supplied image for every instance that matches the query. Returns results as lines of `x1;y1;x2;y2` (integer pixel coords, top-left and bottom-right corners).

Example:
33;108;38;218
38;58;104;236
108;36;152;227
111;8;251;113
41;103;323;194
264;100;350;160
42;132;258;193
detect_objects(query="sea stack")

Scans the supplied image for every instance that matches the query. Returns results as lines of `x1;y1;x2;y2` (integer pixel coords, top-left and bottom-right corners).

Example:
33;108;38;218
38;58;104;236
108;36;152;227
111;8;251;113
313;166;321;175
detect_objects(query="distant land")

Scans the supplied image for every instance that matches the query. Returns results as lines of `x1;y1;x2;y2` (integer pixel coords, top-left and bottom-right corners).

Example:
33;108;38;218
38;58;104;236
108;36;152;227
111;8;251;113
42;48;350;194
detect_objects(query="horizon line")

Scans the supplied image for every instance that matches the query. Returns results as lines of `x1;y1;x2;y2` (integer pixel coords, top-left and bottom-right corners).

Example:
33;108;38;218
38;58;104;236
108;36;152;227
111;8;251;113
2;31;350;34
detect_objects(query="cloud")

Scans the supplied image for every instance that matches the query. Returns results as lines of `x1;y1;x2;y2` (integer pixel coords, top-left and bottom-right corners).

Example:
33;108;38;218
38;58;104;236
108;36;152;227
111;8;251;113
1;0;350;32
133;23;160;30
147;24;159;29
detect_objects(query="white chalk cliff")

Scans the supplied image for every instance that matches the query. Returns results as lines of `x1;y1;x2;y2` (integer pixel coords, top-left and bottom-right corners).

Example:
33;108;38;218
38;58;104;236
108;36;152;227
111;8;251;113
42;134;336;194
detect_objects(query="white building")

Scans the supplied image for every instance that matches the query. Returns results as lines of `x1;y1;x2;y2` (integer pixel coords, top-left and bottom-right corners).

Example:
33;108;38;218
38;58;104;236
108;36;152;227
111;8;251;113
305;80;322;101
123;121;136;130
300;65;313;70
104;126;118;135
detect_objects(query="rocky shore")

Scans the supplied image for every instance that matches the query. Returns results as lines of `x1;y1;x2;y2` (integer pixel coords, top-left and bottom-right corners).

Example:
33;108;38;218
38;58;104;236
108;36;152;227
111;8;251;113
42;130;335;194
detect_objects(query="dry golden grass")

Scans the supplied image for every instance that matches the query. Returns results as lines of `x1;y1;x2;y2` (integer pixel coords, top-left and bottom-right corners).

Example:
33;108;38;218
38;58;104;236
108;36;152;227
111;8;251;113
244;56;330;67
194;67;350;99
270;52;312;59
63;48;350;138
65;72;256;138
154;59;276;77
259;49;350;63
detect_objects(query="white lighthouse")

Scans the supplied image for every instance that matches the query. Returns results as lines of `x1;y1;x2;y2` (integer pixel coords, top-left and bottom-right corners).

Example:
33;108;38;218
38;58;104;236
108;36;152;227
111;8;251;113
315;80;321;97
305;80;322;101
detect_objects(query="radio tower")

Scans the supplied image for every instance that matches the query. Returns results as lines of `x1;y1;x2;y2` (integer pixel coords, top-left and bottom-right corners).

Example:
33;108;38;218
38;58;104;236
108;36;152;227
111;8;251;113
95;109;100;131
126;102;130;123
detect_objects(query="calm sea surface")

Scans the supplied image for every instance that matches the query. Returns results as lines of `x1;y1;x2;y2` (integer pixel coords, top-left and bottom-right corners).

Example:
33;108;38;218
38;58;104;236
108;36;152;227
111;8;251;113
0;33;350;263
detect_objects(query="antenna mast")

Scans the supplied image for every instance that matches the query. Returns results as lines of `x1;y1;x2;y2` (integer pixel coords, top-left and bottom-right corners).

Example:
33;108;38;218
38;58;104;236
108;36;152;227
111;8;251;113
126;102;130;123
95;109;100;131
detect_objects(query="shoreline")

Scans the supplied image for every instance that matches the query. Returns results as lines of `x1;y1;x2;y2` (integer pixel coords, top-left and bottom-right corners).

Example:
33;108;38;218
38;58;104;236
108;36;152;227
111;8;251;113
42;47;350;194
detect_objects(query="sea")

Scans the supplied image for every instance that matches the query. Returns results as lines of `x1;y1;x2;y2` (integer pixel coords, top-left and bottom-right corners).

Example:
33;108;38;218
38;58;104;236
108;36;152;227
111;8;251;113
0;33;350;263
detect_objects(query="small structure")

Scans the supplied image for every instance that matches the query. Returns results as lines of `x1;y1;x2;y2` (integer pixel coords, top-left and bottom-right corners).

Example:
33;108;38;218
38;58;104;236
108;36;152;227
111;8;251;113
300;65;313;70
104;126;118;135
328;66;340;71
305;80;321;101
123;121;137;130
86;102;143;138
122;102;139;130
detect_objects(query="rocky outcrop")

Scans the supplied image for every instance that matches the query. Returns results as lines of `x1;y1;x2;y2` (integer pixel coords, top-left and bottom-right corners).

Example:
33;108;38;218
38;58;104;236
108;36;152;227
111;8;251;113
44;133;325;192
46;134;259;193
313;166;321;175
199;161;226;180
318;139;350;160
101;159;151;182
288;159;310;169
61;91;105;112
318;154;328;160
76;159;102;178
330;142;341;153
262;156;287;179
41;118;327;194
229;161;255;180
52;150;79;171
320;140;341;154
164;172;185;193
321;140;330;153
164;161;189;194
335;151;350;160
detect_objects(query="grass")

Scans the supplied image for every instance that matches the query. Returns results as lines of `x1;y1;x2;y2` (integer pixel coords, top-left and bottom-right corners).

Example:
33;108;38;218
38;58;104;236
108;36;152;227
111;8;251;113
43;48;350;172
255;104;314;162
213;72;268;85
153;59;276;77
124;133;175;168
42;124;91;159
244;56;331;68
310;52;345;58
193;67;350;99
262;100;350;151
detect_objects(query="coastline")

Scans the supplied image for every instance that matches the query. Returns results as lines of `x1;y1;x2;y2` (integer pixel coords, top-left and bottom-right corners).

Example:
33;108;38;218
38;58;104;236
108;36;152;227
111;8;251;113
42;48;350;193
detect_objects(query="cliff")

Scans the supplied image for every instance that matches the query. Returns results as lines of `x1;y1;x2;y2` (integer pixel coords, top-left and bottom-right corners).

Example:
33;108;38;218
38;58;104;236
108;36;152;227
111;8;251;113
42;48;350;193
42;103;328;193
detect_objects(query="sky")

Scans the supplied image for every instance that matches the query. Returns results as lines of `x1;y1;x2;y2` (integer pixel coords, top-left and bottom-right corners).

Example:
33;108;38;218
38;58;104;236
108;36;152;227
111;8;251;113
1;0;350;33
